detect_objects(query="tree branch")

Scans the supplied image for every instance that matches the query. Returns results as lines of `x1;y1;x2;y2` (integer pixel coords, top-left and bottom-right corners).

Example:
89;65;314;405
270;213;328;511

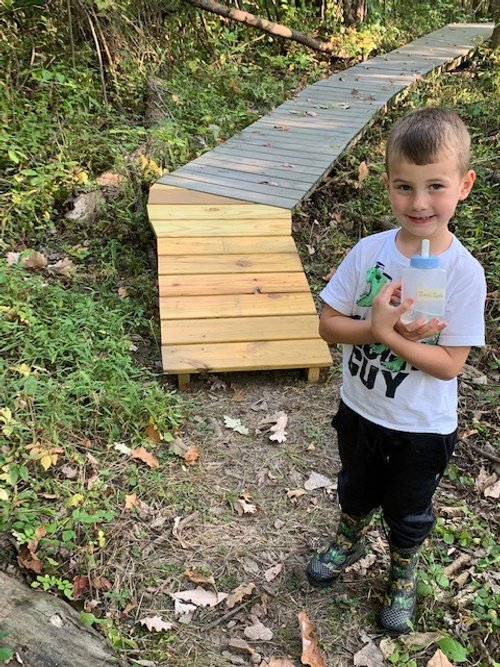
182;0;337;53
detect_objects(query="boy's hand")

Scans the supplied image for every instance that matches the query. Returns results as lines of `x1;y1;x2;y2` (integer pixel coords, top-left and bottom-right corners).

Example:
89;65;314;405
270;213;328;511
371;282;411;342
395;315;447;341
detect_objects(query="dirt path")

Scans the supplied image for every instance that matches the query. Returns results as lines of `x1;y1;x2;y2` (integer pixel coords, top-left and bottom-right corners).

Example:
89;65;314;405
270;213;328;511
128;366;400;666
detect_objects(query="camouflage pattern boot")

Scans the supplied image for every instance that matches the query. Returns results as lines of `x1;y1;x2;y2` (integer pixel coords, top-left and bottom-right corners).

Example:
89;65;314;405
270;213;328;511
380;544;420;635
306;512;374;588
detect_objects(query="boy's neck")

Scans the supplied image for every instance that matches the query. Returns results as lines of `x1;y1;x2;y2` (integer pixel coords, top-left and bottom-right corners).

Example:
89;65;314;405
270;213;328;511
395;228;453;258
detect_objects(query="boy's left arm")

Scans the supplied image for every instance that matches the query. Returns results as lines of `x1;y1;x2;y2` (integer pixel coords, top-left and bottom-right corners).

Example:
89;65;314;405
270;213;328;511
371;281;471;381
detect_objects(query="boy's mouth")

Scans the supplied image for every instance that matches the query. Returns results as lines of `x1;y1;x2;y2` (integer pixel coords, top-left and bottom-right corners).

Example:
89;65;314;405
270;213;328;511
407;215;435;223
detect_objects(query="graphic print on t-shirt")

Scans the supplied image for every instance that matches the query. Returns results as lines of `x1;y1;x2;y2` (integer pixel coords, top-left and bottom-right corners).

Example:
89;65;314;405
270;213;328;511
351;262;439;398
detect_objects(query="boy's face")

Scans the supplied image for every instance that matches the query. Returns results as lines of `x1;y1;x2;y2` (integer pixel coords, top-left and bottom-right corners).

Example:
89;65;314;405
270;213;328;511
384;152;475;246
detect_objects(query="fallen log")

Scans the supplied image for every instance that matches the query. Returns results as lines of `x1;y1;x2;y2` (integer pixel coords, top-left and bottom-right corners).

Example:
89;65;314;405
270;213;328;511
0;571;122;666
183;0;338;53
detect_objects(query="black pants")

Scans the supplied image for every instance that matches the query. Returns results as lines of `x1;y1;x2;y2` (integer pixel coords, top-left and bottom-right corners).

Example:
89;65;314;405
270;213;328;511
333;401;457;549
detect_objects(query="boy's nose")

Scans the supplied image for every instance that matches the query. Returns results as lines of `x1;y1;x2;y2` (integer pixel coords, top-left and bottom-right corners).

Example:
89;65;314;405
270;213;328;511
411;191;428;211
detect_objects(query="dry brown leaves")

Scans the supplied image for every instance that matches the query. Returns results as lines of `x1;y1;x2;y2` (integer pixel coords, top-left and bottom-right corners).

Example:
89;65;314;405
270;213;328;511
297;611;327;667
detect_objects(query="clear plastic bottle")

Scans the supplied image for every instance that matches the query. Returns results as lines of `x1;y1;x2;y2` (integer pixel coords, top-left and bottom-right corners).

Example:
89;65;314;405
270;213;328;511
401;239;446;324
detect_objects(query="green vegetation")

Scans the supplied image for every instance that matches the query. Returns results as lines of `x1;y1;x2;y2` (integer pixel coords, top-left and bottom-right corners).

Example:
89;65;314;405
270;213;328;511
0;1;498;665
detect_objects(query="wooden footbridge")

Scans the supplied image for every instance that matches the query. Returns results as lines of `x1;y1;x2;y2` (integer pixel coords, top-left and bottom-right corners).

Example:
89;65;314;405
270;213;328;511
147;23;493;389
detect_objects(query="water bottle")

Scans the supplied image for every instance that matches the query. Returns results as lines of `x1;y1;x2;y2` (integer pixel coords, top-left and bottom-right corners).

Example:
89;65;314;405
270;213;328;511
401;239;446;324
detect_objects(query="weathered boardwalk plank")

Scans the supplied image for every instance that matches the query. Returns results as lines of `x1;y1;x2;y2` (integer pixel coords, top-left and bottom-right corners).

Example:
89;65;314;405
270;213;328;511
148;23;493;387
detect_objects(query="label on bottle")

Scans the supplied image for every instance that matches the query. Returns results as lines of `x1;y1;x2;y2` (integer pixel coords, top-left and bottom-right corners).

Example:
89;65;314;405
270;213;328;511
416;287;445;302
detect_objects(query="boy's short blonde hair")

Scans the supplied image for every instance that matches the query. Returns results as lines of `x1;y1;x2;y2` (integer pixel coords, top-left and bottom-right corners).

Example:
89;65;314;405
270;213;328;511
386;108;471;175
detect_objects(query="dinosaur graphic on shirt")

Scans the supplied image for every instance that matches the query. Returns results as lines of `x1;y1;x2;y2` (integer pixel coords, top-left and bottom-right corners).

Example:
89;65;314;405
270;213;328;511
356;262;391;307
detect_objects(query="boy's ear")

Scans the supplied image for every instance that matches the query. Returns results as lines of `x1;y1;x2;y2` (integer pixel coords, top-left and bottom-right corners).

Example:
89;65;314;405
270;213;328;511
459;169;476;200
383;172;389;189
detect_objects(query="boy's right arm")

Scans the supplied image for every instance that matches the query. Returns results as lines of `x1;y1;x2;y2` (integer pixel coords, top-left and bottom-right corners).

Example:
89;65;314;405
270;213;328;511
319;305;378;345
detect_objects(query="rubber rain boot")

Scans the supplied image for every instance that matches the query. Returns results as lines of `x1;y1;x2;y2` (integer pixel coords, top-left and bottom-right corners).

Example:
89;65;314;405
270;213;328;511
380;544;421;635
306;512;374;588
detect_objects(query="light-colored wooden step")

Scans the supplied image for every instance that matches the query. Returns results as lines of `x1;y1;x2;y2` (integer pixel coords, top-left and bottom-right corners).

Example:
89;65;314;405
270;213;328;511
159;292;316;320
158;253;302;275
162;339;332;374
157;236;296;256
150;217;291;237
158;272;310;297
162;315;321;345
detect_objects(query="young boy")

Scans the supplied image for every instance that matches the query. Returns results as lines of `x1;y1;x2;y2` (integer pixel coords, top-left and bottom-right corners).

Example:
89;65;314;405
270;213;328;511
306;108;486;635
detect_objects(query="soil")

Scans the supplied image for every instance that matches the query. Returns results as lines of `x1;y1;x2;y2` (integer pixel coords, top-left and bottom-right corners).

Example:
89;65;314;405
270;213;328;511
111;360;488;667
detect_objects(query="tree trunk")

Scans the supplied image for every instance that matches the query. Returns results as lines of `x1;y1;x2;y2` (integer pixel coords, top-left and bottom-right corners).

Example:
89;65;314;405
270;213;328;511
0;571;122;667
182;0;338;53
491;22;500;49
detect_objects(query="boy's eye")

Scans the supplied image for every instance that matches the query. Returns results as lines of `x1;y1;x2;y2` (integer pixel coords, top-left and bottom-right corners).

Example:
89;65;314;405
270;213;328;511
397;184;411;191
430;183;444;190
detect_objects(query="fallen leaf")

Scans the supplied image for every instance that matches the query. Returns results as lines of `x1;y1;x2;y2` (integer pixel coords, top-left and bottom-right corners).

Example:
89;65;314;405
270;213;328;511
304;472;334;491
114;441;132;455
356;161;369;188
183;445;200;464
60;464;78;479
6;252;20;265
287;488;307;500
183;568;215;587
345;552;377;575
244;621;273;641
261;658;296;667
172;586;228;608
401;632;440;649
223;415;249;435
379;638;396;658
474;466;496;491
353;639;384;667
234;496;258;515
124;493;137;510
72;575;90;599
21;250;48;269
264;563;283;582
145;422;162;442
93;576;112;591
139;615;174;632
225;582;256;608
228;638;256;655
17;544;42;573
49;258;75;277
484;477;500;498
443;554;471;578
426;648;454;667
298;610;327;667
172;598;196;623
172;515;193;549
117;286;129;298
96;171;125;188
269;411;288;443
130;446;159;468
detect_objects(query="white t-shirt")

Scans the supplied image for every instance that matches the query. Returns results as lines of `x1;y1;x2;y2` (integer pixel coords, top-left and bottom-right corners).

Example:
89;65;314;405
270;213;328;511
320;229;486;434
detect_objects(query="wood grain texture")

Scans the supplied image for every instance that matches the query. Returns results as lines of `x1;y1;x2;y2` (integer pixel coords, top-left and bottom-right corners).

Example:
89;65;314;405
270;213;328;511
161;314;320;344
159;292;316;319
157;236;296;256
158;253;303;275
158;272;309;296
161;338;332;373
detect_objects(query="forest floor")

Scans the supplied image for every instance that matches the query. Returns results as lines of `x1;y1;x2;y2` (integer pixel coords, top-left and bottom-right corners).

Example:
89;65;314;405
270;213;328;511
116;362;498;667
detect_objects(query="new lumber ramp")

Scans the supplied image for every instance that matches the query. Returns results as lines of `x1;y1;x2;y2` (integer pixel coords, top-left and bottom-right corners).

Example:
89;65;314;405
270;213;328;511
148;23;493;389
